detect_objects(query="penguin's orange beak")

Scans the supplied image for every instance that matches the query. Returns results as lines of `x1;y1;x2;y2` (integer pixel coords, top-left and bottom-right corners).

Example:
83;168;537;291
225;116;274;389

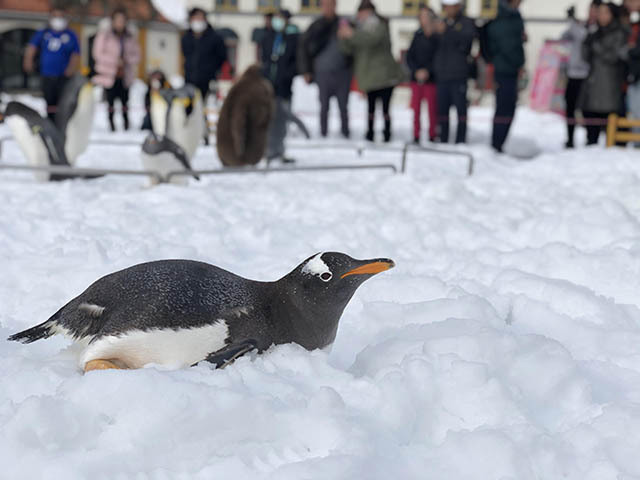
341;259;395;279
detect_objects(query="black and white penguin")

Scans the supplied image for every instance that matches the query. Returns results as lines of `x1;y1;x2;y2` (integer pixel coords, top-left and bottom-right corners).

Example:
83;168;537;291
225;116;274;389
150;85;204;162
8;253;394;372
141;132;200;185
4;101;71;182
56;75;96;165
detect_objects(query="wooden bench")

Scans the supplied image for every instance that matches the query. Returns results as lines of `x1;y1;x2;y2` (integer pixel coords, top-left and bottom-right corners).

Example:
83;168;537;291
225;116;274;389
606;114;640;147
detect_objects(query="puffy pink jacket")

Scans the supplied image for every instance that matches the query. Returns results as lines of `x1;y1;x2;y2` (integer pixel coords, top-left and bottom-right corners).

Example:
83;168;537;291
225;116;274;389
92;19;141;88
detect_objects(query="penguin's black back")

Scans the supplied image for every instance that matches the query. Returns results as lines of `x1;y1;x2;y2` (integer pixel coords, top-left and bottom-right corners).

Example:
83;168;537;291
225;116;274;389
56;260;271;340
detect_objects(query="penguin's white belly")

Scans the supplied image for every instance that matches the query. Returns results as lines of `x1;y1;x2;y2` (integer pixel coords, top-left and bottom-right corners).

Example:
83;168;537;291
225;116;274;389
141;152;188;185
64;84;95;164
168;99;204;160
5;116;50;182
79;320;229;369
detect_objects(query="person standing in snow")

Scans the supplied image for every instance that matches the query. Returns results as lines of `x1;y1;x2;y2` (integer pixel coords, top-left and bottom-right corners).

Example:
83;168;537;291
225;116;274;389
406;5;440;144
181;8;228;102
486;0;526;153
92;7;141;132
299;0;353;139
260;9;300;162
581;2;629;145
562;1;600;148
433;0;476;144
338;0;404;143
23;7;80;123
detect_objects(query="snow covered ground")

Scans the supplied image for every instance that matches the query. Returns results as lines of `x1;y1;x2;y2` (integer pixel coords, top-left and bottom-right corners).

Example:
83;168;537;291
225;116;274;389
2;81;640;479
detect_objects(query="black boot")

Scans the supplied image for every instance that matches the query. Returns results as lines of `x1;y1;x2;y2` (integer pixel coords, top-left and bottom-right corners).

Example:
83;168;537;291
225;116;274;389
383;116;391;143
365;114;374;142
123;112;129;131
108;113;116;132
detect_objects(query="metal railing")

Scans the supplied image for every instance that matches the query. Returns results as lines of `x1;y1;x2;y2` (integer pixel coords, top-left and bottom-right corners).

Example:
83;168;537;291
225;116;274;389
401;143;475;176
0;163;163;183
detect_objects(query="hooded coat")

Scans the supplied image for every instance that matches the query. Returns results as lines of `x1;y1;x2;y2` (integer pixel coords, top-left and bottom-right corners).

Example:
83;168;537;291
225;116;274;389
216;65;275;167
91;19;141;88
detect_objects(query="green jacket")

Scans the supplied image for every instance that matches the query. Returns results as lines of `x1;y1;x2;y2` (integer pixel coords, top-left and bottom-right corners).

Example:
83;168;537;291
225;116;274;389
486;2;525;76
339;17;404;92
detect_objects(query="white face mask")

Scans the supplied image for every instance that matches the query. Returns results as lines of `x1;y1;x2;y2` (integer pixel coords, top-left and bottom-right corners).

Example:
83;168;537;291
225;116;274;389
190;20;207;33
631;11;640;23
151;79;161;90
272;17;285;32
50;17;67;32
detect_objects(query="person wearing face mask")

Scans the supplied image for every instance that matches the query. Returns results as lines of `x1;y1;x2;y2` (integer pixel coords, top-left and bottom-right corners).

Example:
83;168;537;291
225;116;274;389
92;7;141;132
23;7;80;123
260;9;301;162
626;0;640;144
181;8;228;103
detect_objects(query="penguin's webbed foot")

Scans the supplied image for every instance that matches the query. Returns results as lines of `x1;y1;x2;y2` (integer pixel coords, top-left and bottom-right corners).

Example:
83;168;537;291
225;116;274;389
84;359;128;373
203;340;258;369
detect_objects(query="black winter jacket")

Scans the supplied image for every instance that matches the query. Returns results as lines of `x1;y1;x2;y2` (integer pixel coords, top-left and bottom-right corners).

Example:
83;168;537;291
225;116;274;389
433;13;476;82
260;29;299;99
406;29;439;83
181;25;227;87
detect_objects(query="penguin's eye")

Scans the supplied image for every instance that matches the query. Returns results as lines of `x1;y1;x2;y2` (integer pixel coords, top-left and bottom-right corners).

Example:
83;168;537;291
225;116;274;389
320;272;333;282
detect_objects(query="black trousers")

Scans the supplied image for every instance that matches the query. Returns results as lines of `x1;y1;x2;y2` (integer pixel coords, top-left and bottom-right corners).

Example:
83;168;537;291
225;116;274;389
492;74;518;152
366;86;394;139
106;77;130;130
565;77;584;145
437;80;468;144
316;69;351;137
583;111;609;145
41;75;69;123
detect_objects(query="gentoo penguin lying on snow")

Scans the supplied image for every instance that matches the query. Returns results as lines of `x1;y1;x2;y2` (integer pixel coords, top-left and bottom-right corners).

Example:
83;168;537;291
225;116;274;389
8;253;394;373
141;132;199;185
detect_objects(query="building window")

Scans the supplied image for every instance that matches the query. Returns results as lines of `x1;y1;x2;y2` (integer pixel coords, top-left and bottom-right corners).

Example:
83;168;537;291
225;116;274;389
258;0;281;13
402;1;424;17
216;0;238;12
300;0;321;13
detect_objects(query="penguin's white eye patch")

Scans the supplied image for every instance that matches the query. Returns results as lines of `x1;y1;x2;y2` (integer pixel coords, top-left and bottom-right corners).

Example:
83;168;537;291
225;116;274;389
320;272;332;282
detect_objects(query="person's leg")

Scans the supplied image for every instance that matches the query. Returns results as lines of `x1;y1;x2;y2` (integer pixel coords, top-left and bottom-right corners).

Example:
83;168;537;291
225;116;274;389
628;81;640;146
565;78;581;147
492;74;518;152
317;72;331;137
424;83;438;141
452;80;468;144
105;83;117;132
437;82;451;143
267;97;289;159
366;90;377;141
116;79;130;131
410;82;423;142
583;111;601;145
41;77;57;122
336;70;351;138
381;86;394;143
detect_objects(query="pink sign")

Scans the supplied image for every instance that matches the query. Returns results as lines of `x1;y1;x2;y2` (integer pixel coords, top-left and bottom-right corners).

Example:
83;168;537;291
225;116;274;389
529;41;570;114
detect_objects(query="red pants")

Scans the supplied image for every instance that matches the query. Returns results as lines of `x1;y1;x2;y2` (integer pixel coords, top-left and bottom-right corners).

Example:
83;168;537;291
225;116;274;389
410;82;437;140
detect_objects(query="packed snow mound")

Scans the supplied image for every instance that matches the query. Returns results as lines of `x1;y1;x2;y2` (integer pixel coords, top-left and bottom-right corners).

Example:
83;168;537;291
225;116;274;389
2;89;640;478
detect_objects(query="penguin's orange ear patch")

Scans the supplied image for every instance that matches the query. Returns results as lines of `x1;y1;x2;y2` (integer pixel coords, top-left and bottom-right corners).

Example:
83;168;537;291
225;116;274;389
341;261;395;278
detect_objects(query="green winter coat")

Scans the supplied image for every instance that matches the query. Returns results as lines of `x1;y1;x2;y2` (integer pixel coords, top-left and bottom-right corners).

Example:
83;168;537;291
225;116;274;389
339;17;404;92
486;2;525;76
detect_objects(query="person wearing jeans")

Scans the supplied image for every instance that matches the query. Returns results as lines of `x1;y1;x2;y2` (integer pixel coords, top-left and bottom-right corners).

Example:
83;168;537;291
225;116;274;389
486;0;526;153
406;5;439;143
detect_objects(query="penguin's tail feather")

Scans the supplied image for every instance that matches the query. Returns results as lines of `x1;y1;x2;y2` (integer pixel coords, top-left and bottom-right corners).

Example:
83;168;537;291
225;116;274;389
7;318;58;344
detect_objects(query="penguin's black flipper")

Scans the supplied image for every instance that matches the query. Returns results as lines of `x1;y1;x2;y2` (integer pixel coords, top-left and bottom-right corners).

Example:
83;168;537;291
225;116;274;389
203;340;258;369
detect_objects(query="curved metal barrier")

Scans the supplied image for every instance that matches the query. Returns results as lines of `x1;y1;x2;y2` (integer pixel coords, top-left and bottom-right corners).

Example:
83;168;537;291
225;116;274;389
401;143;475;176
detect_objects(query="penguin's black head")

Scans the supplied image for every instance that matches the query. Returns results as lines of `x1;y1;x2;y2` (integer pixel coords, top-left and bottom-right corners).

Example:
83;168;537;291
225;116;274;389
279;252;394;349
